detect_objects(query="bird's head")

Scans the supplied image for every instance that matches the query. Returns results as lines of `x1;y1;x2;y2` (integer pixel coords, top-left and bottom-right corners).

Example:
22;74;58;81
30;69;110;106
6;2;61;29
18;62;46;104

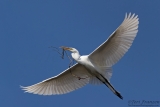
60;46;79;53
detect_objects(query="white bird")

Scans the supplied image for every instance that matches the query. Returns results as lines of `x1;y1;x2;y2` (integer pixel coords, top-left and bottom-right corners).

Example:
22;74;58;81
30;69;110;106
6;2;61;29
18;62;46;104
21;13;139;99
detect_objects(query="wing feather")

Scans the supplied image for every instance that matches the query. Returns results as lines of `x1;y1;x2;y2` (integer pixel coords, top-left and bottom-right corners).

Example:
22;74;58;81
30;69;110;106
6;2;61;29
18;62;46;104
21;64;91;95
89;13;139;67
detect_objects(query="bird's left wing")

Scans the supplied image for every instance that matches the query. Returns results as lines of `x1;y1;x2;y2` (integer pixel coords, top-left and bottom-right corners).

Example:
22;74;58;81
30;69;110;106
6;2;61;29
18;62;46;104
21;64;91;95
89;13;139;67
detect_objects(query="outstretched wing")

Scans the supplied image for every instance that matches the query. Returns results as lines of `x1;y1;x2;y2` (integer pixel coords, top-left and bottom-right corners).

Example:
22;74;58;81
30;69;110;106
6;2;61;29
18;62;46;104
21;64;91;95
89;13;139;67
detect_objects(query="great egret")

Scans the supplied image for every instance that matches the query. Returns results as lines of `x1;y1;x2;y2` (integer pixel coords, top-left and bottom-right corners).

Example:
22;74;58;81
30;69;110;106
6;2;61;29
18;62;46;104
21;13;139;99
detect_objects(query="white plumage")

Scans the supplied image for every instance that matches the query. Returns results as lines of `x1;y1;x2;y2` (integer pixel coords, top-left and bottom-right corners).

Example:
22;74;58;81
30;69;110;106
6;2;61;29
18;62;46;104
21;13;139;99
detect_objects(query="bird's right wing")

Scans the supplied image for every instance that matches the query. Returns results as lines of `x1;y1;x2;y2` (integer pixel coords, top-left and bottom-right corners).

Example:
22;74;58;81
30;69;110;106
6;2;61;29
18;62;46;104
21;64;91;95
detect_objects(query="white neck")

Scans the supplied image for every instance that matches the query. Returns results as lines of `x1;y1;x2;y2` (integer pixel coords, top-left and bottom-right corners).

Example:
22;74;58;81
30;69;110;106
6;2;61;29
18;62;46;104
71;52;81;61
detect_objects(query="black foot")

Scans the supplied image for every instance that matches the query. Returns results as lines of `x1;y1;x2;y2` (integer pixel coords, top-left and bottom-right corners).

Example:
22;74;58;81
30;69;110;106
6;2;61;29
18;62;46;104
115;91;123;100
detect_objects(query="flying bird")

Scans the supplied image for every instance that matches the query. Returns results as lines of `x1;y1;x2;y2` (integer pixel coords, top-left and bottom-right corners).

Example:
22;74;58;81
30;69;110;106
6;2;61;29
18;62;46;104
21;13;139;99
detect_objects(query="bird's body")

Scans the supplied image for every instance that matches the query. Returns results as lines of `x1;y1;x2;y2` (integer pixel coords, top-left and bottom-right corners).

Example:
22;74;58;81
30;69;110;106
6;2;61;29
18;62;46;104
70;49;123;99
78;56;94;71
71;52;98;76
21;13;139;99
